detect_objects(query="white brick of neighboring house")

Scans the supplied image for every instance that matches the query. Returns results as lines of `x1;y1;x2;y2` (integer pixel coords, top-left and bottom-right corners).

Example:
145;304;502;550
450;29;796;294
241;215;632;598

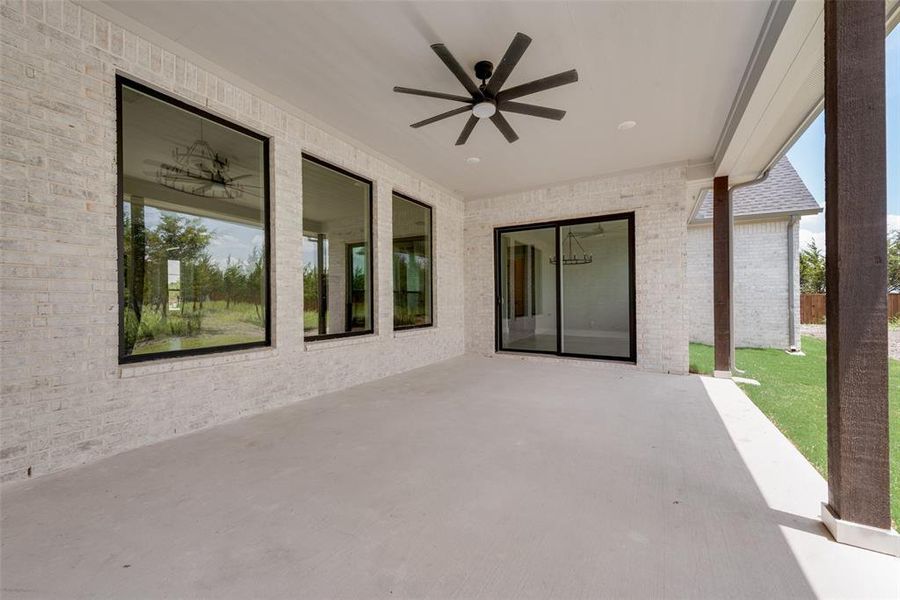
1;0;694;482
687;218;801;349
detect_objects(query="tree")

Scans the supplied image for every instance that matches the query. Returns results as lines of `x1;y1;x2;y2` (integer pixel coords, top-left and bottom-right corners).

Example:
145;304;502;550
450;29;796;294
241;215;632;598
245;246;265;322
888;229;900;293
800;238;826;294
222;257;244;310
146;215;211;316
191;252;223;311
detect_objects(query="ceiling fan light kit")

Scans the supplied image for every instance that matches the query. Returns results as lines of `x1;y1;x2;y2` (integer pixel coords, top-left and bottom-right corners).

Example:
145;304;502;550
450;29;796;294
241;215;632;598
394;32;578;145
472;101;496;119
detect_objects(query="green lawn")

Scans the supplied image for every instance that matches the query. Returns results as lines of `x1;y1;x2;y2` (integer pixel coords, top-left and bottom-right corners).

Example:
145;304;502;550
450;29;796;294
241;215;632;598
689;336;900;527
130;300;265;356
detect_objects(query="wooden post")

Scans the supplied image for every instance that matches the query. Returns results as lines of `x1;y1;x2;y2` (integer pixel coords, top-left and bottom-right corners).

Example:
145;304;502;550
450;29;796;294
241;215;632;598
823;0;890;534
713;175;731;376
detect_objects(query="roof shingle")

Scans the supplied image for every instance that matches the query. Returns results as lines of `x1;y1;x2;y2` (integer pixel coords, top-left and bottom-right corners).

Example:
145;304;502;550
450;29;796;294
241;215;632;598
692;157;821;222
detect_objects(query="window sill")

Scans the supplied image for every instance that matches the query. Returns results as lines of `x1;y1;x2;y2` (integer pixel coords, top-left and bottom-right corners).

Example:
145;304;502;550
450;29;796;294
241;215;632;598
119;346;278;378
304;333;380;352
393;326;436;339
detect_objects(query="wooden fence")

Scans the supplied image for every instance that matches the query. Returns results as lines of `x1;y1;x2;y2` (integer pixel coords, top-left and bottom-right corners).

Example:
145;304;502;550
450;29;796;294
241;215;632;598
800;293;900;324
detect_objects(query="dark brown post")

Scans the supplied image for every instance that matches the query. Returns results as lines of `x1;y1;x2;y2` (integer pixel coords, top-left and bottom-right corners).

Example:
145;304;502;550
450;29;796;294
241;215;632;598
713;175;731;375
824;0;890;530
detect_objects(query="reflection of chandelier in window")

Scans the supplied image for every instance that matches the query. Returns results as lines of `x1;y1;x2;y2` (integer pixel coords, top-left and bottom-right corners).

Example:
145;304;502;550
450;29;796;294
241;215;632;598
156;123;252;199
550;231;593;265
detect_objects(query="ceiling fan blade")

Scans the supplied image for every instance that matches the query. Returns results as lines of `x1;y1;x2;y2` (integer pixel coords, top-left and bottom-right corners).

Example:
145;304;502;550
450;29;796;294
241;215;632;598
431;43;483;98
499;101;566;120
455;115;479;146
393;87;473;103
484;32;532;97
497;69;579;102
490;112;519;143
410;105;472;129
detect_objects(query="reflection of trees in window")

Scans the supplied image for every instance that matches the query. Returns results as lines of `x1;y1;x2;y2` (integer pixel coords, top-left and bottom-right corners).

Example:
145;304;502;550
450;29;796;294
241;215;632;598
122;208;266;356
118;77;268;361
393;237;429;326
347;243;368;330
301;156;372;340
392;194;432;329
303;233;328;335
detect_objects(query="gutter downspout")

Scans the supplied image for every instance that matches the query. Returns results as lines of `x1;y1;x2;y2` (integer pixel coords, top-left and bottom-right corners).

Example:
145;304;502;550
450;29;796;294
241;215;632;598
787;215;800;352
726;169;771;373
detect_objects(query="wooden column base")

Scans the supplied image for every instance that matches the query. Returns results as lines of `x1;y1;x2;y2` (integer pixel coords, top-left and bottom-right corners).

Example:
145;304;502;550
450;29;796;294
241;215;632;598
821;503;900;556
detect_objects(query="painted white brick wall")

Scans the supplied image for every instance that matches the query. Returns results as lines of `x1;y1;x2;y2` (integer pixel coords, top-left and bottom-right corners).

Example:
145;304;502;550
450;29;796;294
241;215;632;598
0;0;466;482
687;219;801;349
464;168;691;374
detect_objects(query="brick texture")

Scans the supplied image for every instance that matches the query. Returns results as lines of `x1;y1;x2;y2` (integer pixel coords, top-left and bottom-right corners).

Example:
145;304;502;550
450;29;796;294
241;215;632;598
687;219;800;349
0;0;465;482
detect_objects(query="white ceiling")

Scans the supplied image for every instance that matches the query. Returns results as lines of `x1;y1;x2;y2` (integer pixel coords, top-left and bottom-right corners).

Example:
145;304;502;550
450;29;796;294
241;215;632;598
103;0;772;198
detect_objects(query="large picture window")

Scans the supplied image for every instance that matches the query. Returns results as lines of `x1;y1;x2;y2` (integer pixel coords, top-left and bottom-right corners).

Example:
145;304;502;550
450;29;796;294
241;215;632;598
117;77;270;363
302;155;373;340
392;193;433;329
495;213;636;362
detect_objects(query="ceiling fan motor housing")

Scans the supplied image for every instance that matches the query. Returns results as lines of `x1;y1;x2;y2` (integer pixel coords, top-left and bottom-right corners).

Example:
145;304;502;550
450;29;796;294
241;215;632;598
474;61;494;85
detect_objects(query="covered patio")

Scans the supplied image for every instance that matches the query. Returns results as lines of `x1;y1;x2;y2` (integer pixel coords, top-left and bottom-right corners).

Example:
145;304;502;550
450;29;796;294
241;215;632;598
2;356;897;598
2;0;899;594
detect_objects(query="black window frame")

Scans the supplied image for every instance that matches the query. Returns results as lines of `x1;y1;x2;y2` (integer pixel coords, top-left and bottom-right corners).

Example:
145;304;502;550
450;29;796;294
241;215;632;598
391;192;434;331
301;153;375;342
116;75;272;364
493;212;637;363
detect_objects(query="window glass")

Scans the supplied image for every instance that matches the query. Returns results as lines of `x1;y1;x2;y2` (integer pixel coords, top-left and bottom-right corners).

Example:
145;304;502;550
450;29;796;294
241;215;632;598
302;157;372;338
498;227;557;352
392;194;433;328
559;219;632;358
119;80;268;361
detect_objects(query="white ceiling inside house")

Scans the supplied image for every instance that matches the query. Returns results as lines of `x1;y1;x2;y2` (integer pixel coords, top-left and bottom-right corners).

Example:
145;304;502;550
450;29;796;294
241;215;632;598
103;0;773;198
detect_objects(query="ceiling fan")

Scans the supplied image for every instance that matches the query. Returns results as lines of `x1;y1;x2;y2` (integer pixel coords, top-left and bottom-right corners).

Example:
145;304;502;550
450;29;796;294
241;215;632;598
394;32;578;145
143;127;260;200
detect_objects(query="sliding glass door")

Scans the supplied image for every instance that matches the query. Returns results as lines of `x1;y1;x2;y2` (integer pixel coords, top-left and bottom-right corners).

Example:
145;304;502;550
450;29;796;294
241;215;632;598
497;226;558;353
495;214;635;362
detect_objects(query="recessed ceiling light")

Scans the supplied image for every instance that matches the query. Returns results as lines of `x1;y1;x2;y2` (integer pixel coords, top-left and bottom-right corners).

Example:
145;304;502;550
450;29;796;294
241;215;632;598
617;120;637;131
466;157;481;165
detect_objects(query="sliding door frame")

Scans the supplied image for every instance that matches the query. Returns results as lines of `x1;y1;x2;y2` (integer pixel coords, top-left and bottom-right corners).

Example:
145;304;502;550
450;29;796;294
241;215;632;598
493;212;636;363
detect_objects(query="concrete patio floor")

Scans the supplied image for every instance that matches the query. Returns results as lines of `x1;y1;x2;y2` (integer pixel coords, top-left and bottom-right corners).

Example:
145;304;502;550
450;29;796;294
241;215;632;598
2;355;897;599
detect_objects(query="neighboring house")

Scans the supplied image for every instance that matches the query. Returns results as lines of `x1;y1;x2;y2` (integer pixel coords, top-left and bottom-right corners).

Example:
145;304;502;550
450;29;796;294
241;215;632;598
687;157;822;350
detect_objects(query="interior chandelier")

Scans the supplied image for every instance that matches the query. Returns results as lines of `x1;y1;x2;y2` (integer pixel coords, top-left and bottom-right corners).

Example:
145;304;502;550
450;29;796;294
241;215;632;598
550;231;593;266
157;130;249;199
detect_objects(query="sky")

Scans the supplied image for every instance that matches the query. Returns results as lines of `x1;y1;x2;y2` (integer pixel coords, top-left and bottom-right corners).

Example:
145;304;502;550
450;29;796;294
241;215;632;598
138;205;264;272
787;26;899;251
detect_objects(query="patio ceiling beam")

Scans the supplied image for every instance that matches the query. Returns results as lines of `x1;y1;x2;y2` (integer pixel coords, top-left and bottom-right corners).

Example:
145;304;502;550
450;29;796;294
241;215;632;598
821;0;898;555
713;175;732;377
